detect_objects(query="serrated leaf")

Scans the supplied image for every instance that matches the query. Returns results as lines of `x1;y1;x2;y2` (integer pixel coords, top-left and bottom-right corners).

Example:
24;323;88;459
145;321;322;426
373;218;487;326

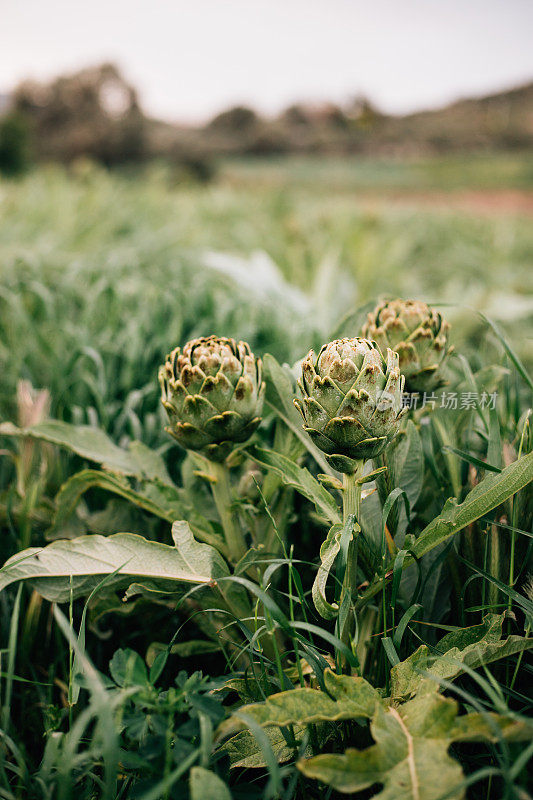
246;444;340;524
298;690;533;798
0;521;228;602
390;613;533;699
413;452;533;560
189;767;232;800
358;452;533;607
299;694;464;798
235;669;380;728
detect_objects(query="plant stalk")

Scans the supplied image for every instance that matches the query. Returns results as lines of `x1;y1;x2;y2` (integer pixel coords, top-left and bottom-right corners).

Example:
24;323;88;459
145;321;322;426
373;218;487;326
209;459;246;563
340;461;364;666
342;462;363;592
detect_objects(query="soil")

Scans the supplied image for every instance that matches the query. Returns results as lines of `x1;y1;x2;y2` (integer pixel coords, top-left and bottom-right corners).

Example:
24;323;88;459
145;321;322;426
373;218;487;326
359;189;533;217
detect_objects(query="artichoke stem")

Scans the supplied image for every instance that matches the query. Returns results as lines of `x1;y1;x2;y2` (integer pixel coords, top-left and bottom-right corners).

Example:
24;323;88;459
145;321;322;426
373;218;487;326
342;462;363;589
340;463;364;669
342;467;360;524
209;459;246;563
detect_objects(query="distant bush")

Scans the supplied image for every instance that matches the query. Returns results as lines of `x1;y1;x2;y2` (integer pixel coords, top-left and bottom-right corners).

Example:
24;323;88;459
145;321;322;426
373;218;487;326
13;63;147;166
0;112;30;176
207;105;258;133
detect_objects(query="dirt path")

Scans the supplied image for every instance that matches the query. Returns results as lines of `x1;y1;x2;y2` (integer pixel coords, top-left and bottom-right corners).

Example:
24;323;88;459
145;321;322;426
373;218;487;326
359;189;533;217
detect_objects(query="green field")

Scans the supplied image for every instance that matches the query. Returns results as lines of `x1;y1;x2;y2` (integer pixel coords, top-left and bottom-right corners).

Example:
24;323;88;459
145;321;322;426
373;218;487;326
221;151;533;192
1;156;532;428
0;157;532;799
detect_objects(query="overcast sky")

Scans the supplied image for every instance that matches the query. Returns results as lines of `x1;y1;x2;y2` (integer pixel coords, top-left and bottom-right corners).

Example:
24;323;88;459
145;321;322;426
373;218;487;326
2;0;533;122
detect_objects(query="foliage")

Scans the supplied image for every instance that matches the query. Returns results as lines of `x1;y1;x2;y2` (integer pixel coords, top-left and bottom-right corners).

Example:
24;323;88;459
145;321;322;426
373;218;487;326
0;113;30;176
0;164;532;799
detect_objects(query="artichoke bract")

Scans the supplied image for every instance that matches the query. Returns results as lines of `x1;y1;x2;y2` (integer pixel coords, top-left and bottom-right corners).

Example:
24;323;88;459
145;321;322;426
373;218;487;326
362;299;451;393
295;337;405;473
159;336;265;462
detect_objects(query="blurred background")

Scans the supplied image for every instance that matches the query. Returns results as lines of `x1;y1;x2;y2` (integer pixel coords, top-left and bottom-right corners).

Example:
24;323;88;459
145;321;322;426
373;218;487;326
0;0;532;437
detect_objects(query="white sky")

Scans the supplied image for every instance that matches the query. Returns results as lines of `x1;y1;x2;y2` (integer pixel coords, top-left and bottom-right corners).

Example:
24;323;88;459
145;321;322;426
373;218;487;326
2;0;533;123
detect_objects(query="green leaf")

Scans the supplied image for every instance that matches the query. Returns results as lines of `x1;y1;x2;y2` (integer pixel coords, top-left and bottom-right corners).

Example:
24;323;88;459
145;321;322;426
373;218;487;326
389;420;424;510
45;469;222;552
263;354;334;474
127;440;173;483
189;767;232;800
311;524;343;619
0;521;228;602
299;693;464;798
234;669;380;728
0;419;172;481
47;470;179;533
358;452;533;608
109;648;149;687
479;311;533;391
298;691;533;798
146;640;221;665
222;725;310;769
449;712;533;743
413;451;533;560
441;447;501;474
311;516;358;620
246;444;340;525
432;417;462;498
390;614;533;699
329;300;377;341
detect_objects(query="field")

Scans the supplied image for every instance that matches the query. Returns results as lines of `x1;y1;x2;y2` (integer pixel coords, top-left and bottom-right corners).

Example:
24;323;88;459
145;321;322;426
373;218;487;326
0;155;532;799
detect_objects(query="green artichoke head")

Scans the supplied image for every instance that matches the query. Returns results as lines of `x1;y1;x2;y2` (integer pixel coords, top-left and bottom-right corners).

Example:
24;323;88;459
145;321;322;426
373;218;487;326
294;337;406;473
159;336;265;462
362;299;452;393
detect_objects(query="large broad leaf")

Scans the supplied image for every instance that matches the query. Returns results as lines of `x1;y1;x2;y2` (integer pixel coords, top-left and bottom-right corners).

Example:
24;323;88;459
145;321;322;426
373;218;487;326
48;470;181;531
298;691;533;798
46;469;224;553
0;521;228;603
263;355;334;475
391;613;533;699
389;420;424;512
413;451;533;560
0;420;172;481
246;445;340;525
370;421;424;542
358;452;533;607
234;670;380;728
232;668;533;797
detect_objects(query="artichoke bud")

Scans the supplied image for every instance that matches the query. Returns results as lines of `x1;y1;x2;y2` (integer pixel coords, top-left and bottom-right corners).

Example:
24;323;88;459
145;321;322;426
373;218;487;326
294;337;406;473
159;336;265;462
362;299;452;393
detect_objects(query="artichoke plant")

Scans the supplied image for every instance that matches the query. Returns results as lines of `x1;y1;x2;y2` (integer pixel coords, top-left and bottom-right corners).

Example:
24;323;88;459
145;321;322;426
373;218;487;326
294;337;405;473
362;299;451;393
159;336;265;462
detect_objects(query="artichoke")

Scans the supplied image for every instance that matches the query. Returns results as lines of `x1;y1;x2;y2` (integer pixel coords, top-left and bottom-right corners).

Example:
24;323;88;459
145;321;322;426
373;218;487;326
294;337;405;473
362;299;451;393
159;336;265;462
